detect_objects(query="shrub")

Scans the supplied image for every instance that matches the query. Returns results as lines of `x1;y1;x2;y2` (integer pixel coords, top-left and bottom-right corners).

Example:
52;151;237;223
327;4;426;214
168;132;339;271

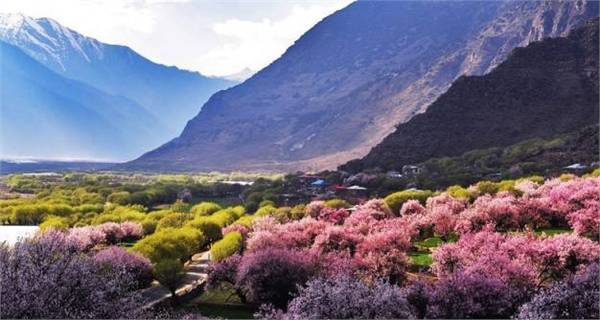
344;199;394;227
422;193;466;240
259;200;276;208
312;225;363;256
207;254;242;290
270;205;306;223
384;190;433;214
103;206;146;223
93;247;153;289
230;206;246;218
446;185;474;201
405;281;432;319
271;206;292;223
141;219;158;235
318;207;350;224
476;181;500;195
455;192;521;233
324;199;351;209
12;205;52;224
170;199;190;213
133;227;205;264
90;213;120;225
97;222;125;244
517;263;599;319
211;231;243;262
232;215;255;229
107;191;131;205
567;204;599;239
145;209;172;221
0;232;143;318
281;276;414;319
305;201;325;218
247;217;327;252
39;215;69;231
186;216;222;243
587;168;600;177
190;202;222;216
153;259;184;300
531;234;600;282
156;212;191;231
119;221;144;242
559;173;576;181
255;205;277;217
66;226;106;251
210;208;241;228
235;248;315;308
400;200;426;216
355;230;411;284
222;224;250;238
431;231;600;286
290;204;307;220
427;271;528;319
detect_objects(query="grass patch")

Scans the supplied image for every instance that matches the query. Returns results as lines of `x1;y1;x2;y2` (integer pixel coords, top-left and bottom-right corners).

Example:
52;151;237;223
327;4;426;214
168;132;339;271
416;237;443;248
534;227;572;237
197;286;243;304
409;252;433;267
184;286;254;319
192;303;254;319
118;241;137;248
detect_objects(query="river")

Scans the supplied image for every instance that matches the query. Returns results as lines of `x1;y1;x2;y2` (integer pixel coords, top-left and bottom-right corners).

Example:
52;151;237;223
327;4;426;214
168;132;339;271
0;225;39;245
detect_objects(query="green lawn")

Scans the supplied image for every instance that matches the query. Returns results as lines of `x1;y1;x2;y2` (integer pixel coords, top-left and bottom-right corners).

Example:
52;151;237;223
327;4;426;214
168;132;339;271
191;304;254;319
409;252;433;267
197;286;243;304
183;286;254;319
416;237;443;248
534;227;572;237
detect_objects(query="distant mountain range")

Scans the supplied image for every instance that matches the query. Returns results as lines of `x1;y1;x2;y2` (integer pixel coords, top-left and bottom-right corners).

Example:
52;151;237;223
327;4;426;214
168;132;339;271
125;0;599;172
0;13;235;160
342;19;599;173
1;40;165;160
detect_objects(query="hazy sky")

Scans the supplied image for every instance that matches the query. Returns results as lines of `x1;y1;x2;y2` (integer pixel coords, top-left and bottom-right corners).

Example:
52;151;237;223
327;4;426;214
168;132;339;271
0;0;353;77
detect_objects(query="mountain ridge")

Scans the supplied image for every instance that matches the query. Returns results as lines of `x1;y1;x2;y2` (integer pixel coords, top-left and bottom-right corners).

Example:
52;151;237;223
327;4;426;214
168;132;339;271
126;0;599;172
341;18;600;173
0;13;235;133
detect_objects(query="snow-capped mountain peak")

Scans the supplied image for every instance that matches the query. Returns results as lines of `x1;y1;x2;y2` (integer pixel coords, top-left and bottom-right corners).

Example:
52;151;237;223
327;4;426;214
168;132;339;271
0;13;235;148
0;12;103;72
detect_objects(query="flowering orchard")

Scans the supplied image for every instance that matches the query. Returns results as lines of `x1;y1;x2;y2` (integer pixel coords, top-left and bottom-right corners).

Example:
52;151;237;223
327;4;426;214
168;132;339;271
1;174;598;318
0;203;247;318
208;175;600;319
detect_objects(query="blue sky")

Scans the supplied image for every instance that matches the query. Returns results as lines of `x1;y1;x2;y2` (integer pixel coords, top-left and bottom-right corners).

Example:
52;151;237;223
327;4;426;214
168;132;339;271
0;0;353;77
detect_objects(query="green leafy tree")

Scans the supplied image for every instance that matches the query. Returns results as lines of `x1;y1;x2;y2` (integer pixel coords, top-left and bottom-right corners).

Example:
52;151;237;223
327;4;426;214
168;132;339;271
210;231;243;262
153;260;184;303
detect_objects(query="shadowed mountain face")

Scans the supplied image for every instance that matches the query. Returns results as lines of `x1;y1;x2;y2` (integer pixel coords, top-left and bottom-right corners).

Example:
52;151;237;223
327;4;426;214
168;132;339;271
0;13;235;136
0;41;167;160
125;0;598;172
342;19;599;173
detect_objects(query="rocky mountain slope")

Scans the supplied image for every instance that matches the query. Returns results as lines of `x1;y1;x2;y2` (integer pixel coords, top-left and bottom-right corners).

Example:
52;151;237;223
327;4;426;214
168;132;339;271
0;13;234;134
0;41;168;160
126;0;598;172
342;19;599;173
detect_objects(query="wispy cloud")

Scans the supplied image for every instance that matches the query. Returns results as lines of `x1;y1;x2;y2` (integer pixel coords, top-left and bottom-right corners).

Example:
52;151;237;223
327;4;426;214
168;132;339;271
0;0;352;76
195;2;352;76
